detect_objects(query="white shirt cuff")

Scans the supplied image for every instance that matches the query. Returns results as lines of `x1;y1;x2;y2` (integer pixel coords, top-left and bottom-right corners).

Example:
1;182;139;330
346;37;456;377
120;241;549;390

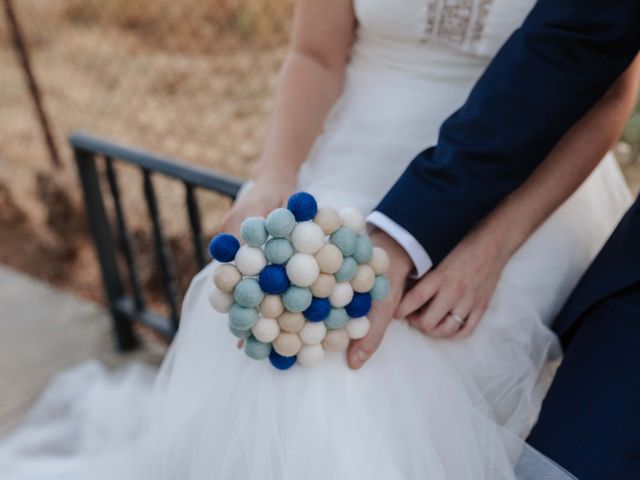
366;211;433;278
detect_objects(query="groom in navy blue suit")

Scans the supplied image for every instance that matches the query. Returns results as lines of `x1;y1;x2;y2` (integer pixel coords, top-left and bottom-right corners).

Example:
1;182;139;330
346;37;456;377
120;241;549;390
373;0;640;478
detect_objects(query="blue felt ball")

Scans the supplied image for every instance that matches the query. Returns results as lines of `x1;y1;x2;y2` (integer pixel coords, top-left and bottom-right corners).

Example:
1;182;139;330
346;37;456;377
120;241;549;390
330;227;357;257
265;208;296;238
352;234;373;264
229;303;259;330
370;275;390;301
303;297;331;322
259;265;290;295
345;292;372;318
324;307;349;329
245;336;272;360
287;191;318;222
265;238;294;265
233;278;265;308
229;324;252;339
334;256;358;283
269;349;297;370
240;217;268;247
282;286;313;313
208;233;240;262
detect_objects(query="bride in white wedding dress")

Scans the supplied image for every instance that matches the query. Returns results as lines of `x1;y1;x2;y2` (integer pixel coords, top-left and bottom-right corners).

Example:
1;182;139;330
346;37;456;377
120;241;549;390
1;1;636;479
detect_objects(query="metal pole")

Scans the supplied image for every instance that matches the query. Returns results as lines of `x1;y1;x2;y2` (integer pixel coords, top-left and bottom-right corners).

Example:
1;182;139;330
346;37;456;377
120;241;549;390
3;0;62;168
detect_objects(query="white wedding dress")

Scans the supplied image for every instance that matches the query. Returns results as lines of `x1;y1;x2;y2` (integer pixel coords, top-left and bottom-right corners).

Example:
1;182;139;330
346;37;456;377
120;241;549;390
0;1;633;479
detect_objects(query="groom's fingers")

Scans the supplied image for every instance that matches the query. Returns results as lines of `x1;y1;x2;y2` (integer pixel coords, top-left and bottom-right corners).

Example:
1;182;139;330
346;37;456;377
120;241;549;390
395;275;439;319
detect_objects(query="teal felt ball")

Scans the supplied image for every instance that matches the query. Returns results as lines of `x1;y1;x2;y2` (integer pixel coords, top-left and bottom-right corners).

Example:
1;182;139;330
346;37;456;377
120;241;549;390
245;336;272;360
233;278;265;308
240;217;268;247
229;324;252;339
334;256;358;282
324;307;349;330
265;208;296;238
283;286;313;313
352;234;373;264
370;275;390;301
265;238;294;265
287;191;318;221
330;227;357;256
229;303;259;330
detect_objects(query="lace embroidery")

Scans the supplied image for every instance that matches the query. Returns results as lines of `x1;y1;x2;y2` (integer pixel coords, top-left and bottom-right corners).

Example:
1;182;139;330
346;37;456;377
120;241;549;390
425;0;494;49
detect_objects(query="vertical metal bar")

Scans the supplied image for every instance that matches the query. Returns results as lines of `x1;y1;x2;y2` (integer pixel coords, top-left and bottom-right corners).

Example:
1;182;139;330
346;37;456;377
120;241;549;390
142;169;180;331
104;157;145;311
74;148;139;350
185;183;206;270
3;0;61;168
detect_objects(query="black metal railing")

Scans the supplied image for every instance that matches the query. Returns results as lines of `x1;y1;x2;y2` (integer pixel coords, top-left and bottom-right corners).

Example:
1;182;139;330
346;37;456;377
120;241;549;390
71;132;243;351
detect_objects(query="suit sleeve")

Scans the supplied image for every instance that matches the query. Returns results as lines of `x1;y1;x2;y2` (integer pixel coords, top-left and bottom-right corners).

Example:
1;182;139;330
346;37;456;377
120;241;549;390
375;0;640;265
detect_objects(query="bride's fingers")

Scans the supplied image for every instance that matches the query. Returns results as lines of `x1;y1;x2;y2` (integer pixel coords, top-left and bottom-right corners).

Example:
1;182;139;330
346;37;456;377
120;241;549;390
453;308;485;339
395;275;439;319
430;301;473;338
407;290;453;334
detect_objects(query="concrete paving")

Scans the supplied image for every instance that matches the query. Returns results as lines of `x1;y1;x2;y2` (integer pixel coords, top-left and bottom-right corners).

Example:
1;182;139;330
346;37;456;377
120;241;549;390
0;265;165;436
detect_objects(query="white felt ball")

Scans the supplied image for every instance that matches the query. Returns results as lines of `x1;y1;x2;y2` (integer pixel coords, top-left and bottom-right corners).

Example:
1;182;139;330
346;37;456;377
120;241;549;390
369;247;390;275
310;273;336;298
299;321;327;345
340;207;366;233
208;287;233;313
235;245;267;276
346;316;370;340
286;253;320;287
322;328;350;352
278;311;306;333
314;206;341;235
252;317;280;343
212;263;242;293
273;332;302;357
291;221;326;254
315;244;343;274
260;295;284;318
351;264;376;293
329;282;354;308
298;344;326;367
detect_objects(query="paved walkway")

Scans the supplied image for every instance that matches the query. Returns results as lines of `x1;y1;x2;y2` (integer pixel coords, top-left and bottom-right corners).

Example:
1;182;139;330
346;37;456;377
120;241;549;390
0;266;164;436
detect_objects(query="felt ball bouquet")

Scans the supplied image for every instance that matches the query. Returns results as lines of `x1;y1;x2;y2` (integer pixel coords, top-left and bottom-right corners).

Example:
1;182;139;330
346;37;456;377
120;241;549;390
207;191;390;370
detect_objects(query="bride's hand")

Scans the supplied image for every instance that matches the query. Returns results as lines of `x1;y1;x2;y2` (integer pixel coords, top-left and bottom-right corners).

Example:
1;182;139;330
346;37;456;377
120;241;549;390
395;227;509;339
218;175;297;235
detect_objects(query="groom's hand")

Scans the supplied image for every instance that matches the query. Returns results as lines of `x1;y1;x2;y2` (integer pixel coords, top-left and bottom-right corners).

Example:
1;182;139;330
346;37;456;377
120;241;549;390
347;228;412;369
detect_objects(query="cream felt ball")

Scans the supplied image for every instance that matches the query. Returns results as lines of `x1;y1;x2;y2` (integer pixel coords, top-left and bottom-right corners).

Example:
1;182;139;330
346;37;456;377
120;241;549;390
310;273;336;298
299;321;327;345
265;238;294;265
240;217;268;247
277;311;306;333
322;328;350;351
352;234;373;264
314;206;341;235
282;286;313;312
265;208;296;238
340;207;366;233
285;253;320;288
273;332;302;357
330;227;357;257
369;247;390;275
260;295;285;318
351;264;376;293
291;221;325;254
233;278;265;308
334;256;358;283
329;282;354;308
229;303;260;330
235;245;267;276
209;287;233;313
245;336;272;360
298;344;325;367
370;275;390;301
346;316;371;339
315;244;343;274
324;307;349;330
252;317;280;343
213;264;242;293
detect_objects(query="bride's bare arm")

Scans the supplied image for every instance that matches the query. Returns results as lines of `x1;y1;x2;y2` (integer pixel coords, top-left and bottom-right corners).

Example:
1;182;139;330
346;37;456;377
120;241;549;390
219;0;355;233
396;54;640;339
